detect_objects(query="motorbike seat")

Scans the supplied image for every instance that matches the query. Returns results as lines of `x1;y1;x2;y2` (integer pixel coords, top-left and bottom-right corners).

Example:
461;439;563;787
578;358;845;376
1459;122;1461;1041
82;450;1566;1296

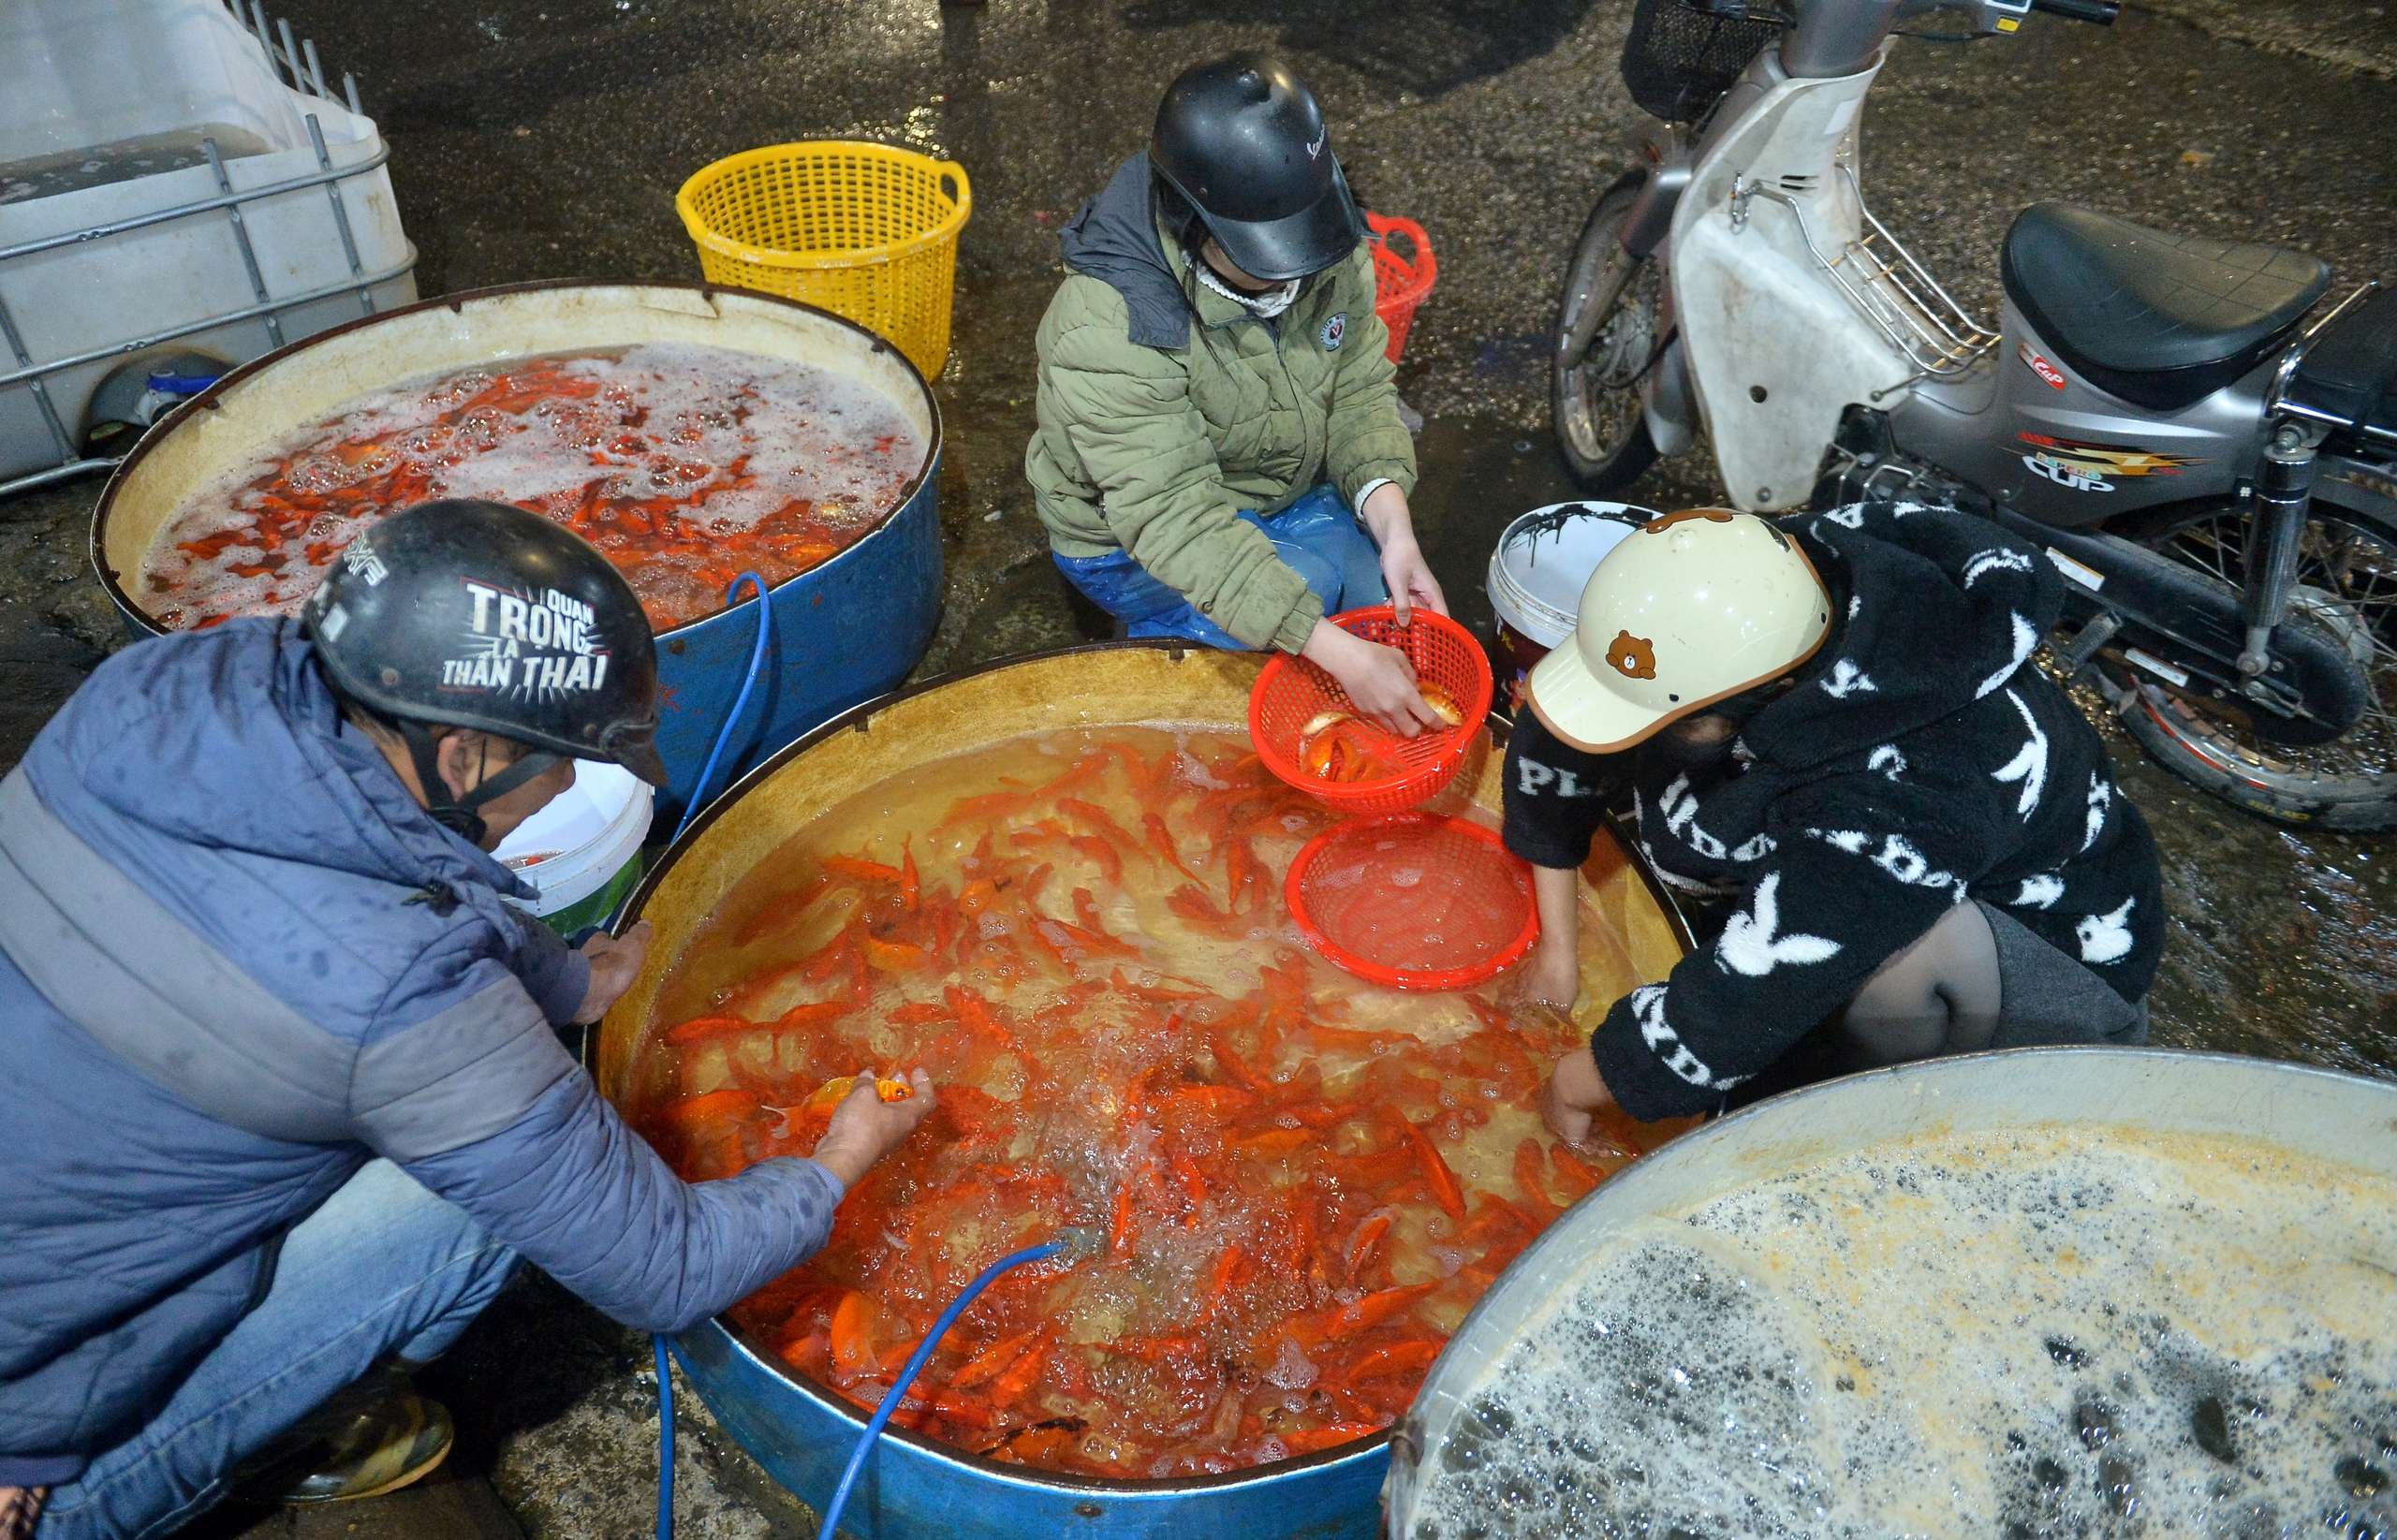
2001;203;2331;413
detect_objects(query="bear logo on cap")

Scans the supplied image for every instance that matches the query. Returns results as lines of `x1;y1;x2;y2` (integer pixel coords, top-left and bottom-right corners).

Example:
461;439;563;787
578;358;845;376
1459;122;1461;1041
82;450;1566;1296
1606;630;1657;680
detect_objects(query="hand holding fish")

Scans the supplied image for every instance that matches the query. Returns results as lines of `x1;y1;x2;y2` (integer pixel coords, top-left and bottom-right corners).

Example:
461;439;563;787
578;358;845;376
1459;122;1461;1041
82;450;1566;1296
1301;622;1444;737
808;1068;938;1191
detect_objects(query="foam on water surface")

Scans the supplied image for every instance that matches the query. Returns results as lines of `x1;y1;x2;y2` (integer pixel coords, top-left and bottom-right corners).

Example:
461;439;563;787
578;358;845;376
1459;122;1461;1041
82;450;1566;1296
1406;1127;2397;1539
139;341;923;632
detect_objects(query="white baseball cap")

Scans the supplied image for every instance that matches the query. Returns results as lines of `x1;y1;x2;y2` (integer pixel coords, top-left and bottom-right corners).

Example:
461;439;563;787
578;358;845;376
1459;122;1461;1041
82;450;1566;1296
1526;508;1831;753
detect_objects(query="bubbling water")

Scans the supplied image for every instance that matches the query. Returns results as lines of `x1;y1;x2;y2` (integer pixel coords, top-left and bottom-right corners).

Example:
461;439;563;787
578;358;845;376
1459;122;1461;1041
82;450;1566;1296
139;341;923;632
628;726;1696;1479
1407;1128;2397;1539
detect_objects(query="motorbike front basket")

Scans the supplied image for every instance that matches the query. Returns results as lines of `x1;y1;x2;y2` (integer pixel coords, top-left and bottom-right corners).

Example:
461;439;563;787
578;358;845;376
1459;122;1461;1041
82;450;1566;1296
1620;0;1786;123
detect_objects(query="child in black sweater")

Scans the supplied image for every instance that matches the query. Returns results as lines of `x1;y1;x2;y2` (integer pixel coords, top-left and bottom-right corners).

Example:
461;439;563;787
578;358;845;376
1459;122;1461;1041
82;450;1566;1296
1503;504;2160;1134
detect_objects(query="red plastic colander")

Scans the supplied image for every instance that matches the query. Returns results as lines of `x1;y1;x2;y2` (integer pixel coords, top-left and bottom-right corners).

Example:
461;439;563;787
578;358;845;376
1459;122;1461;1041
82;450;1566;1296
1286;814;1538;990
1250;606;1493;815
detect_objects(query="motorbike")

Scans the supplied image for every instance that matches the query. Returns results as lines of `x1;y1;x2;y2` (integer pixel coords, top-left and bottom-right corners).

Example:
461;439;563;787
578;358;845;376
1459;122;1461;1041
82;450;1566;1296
1551;0;2397;829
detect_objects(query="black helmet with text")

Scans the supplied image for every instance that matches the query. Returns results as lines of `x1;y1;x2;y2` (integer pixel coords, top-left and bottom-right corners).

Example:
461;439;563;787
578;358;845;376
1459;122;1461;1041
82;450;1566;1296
303;500;669;843
1150;51;1365;284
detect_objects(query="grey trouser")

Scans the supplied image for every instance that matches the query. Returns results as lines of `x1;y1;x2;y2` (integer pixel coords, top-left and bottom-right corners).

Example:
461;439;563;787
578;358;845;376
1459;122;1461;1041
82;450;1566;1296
1735;901;2149;1103
1829;899;2148;1075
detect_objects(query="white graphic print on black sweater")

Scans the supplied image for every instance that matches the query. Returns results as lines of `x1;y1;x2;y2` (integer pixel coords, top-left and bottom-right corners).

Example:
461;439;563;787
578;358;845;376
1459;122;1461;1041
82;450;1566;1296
1522;503;2163;1122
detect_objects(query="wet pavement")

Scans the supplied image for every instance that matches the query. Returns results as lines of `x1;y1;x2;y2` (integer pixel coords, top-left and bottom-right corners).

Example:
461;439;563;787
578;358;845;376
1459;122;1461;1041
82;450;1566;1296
3;0;2394;1534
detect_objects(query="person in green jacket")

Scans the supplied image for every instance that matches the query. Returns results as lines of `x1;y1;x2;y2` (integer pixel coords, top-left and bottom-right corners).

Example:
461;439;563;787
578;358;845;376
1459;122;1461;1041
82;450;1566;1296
1026;51;1449;734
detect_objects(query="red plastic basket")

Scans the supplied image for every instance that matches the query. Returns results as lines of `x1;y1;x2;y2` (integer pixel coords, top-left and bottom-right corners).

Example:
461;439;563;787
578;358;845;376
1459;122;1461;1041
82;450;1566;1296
1286;814;1538;990
1249;606;1493;814
1366;212;1437;365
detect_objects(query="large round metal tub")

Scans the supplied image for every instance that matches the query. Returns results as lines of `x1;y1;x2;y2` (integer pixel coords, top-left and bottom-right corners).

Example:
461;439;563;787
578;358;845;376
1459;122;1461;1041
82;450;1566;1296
1383;1047;2397;1532
89;280;942;818
596;642;1692;1540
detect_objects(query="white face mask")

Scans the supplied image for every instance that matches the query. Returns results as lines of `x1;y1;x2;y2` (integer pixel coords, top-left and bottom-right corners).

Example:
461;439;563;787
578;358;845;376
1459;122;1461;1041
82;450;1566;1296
1195;260;1301;318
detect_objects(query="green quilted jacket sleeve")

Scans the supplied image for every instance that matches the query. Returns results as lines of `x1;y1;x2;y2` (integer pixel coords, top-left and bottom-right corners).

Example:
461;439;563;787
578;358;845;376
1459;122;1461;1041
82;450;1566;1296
1038;288;1324;653
1322;249;1418;506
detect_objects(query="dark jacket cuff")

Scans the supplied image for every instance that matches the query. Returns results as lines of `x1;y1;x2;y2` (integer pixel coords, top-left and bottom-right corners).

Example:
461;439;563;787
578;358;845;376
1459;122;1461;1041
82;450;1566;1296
1502;802;1602;872
1589;1011;1715;1123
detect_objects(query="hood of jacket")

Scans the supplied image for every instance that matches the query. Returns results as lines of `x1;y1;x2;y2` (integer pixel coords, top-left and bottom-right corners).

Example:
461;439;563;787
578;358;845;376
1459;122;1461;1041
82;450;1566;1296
1057;152;1200;350
1747;502;2066;771
30;618;535;916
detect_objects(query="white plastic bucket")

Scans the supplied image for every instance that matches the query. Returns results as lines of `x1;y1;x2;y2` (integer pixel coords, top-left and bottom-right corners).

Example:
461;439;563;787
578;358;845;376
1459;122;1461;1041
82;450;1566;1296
1485;501;1654;706
494;762;653;928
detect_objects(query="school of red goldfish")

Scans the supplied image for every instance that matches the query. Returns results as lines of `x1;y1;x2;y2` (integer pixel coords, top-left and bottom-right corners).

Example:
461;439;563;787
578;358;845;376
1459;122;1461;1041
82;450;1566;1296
632;729;1688;1479
142;348;919;633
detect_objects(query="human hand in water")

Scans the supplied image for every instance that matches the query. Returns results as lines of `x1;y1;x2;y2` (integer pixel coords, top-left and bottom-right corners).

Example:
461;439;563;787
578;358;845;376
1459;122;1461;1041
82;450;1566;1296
1505;941;1582;1019
1302;621;1444;737
572;920;653;1024
1504;867;1583;1016
810;1069;937;1190
1540;1047;1618;1147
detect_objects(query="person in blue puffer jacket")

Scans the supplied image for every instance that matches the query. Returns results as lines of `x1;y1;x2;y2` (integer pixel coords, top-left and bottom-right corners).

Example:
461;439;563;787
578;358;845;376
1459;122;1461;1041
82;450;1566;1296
0;503;934;1540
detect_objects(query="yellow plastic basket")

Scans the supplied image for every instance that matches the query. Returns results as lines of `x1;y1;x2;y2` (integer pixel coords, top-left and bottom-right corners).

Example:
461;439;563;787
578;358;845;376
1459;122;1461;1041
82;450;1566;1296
675;141;971;380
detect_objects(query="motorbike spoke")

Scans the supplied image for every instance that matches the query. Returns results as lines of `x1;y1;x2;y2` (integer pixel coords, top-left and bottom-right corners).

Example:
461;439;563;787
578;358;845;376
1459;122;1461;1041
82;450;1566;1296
2140;512;2397;785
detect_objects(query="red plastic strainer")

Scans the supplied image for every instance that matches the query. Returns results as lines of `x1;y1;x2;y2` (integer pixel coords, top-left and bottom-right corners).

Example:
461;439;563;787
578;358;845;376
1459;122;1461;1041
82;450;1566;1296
1285;814;1539;990
1250;607;1493;815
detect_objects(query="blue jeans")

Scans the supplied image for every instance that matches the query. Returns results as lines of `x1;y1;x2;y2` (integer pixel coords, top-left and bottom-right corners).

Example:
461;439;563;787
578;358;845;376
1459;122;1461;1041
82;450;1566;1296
1054;484;1389;648
37;1162;518;1540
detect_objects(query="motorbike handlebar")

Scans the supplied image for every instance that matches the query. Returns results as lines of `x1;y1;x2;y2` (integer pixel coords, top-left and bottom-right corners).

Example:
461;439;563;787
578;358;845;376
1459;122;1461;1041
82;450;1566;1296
2031;0;2120;22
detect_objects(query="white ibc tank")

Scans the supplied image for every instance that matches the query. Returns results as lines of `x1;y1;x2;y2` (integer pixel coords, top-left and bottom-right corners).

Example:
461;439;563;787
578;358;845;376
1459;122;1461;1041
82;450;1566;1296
0;0;418;486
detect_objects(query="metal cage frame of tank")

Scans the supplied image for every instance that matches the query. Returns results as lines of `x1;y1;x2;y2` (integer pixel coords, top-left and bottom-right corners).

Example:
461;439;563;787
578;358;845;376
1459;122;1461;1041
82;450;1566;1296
0;0;416;499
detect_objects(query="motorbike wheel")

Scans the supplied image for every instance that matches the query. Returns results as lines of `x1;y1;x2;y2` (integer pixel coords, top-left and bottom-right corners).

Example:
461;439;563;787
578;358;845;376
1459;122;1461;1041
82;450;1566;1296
1551;171;1661;491
2102;499;2397;830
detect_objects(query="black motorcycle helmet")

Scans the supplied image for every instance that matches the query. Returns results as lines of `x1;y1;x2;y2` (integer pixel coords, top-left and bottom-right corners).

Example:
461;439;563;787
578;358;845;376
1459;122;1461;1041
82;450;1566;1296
302;500;669;844
1150;51;1365;284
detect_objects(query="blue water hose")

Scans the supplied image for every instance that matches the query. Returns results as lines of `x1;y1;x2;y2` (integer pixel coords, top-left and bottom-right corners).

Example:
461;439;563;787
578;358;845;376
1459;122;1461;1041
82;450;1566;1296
575;570;774;962
654;1335;677;1540
648;581;1059;1539
652;571;774;1540
816;1240;1069;1540
650;1240;1068;1540
672;571;775;843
